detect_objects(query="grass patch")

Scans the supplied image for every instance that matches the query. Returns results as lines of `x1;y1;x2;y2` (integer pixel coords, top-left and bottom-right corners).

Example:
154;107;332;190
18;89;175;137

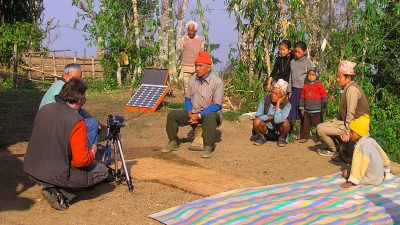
224;111;243;121
168;103;184;109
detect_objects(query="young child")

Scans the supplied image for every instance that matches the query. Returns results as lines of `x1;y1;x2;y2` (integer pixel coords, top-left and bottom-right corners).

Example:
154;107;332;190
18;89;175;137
341;115;391;189
287;41;315;137
266;40;293;92
299;67;327;143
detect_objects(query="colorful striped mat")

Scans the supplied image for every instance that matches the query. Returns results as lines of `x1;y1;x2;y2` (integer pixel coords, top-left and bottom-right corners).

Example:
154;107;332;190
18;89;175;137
149;173;400;224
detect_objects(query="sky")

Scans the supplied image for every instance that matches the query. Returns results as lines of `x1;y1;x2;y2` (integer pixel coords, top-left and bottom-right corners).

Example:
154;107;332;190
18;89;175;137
42;0;238;72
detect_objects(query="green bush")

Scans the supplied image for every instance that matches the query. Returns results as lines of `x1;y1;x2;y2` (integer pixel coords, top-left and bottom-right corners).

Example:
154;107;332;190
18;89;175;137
224;111;242;121
167;103;184;109
84;77;118;91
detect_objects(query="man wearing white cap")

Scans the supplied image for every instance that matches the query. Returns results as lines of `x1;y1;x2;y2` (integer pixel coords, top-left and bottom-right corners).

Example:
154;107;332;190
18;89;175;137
251;79;291;147
317;60;370;161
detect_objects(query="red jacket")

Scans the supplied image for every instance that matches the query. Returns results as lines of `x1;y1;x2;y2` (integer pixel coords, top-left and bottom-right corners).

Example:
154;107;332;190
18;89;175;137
300;80;327;111
70;120;94;168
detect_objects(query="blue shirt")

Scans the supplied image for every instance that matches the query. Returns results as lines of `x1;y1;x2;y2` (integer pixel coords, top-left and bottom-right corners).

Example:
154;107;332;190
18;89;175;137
255;98;291;130
39;79;65;109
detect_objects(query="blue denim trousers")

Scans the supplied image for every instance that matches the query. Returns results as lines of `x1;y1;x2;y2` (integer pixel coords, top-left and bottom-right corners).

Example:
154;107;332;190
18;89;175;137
84;118;99;147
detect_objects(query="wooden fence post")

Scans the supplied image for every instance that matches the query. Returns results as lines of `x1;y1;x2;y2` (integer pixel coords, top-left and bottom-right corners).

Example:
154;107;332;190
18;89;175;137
41;54;44;82
83;48;86;78
13;44;18;88
28;53;32;80
52;52;57;76
91;57;95;78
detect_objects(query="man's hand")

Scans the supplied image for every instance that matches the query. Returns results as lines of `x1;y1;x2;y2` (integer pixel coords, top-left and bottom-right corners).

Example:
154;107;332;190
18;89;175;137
288;93;292;99
90;144;97;156
266;84;271;92
275;94;287;110
340;181;355;189
188;112;200;125
341;134;351;143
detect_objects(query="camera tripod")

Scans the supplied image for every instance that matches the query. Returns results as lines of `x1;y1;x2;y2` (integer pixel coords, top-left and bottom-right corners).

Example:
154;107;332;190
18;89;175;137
103;128;133;192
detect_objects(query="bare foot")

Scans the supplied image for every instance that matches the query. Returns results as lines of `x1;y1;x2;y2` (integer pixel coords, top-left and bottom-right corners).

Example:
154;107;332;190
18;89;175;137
342;169;349;179
340;182;354;189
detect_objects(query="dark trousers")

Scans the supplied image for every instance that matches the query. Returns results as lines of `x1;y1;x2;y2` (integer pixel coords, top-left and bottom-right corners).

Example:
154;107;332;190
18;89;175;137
166;110;220;147
300;111;321;139
29;162;109;202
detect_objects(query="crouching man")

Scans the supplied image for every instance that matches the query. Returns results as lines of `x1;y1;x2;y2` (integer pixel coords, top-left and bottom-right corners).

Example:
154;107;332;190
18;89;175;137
161;51;224;158
24;78;109;210
251;79;291;147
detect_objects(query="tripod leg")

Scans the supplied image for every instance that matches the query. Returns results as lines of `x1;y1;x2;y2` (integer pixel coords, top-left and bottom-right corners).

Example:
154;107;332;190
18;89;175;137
115;138;134;192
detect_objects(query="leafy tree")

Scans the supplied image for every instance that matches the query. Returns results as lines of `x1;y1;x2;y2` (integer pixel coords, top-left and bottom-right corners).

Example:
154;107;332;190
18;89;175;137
0;1;44;67
73;0;158;85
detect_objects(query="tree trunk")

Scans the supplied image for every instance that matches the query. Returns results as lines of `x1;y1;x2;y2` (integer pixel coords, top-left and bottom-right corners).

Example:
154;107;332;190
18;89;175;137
248;22;255;79
168;0;177;81
116;62;122;86
160;0;169;66
263;38;272;77
240;27;248;64
174;0;189;63
196;0;210;52
278;0;288;39
154;0;162;67
132;0;141;82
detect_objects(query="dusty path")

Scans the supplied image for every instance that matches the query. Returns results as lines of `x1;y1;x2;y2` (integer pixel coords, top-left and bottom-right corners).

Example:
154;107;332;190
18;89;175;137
0;88;398;224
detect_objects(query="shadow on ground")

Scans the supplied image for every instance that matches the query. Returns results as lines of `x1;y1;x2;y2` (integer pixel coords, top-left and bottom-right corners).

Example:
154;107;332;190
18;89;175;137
0;86;45;211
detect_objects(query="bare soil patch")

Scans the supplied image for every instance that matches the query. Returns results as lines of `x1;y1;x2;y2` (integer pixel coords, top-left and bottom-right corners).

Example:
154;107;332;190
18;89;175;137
1;87;399;224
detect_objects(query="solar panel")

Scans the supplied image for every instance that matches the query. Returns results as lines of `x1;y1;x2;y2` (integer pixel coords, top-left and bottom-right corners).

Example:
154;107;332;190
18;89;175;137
124;84;170;112
142;68;169;85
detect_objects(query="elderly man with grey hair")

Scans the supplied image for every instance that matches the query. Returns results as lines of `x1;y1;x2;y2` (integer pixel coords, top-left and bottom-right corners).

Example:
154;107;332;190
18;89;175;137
39;63;100;152
39;63;83;109
179;20;205;87
251;79;291;147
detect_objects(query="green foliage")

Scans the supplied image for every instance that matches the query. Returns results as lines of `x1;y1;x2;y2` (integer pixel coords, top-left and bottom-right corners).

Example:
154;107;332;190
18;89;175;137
167;103;184;109
72;0;159;82
84;77;118;91
223;111;242;121
0;22;44;67
1;75;14;89
222;56;264;112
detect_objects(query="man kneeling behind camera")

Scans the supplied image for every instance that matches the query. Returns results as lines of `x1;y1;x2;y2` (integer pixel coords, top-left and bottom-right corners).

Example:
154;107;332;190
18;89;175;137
24;78;110;210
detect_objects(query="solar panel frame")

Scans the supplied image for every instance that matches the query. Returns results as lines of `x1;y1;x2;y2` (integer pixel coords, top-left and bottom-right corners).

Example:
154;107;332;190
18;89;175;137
142;68;169;85
125;84;170;112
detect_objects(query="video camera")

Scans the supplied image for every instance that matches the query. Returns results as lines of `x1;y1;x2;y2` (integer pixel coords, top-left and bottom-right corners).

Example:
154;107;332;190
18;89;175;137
107;115;125;134
104;114;133;192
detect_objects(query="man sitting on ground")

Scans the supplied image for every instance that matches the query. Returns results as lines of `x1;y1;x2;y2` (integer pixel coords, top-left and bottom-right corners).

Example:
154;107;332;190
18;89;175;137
161;51;224;158
39;63;100;147
39;63;82;109
251;79;291;147
24;78;110;210
341;115;390;188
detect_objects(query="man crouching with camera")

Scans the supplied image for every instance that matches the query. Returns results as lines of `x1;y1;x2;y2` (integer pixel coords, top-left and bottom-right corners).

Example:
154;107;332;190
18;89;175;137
24;78;110;210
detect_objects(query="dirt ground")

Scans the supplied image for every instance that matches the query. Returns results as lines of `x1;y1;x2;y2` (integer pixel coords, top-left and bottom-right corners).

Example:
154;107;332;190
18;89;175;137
1;87;399;225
